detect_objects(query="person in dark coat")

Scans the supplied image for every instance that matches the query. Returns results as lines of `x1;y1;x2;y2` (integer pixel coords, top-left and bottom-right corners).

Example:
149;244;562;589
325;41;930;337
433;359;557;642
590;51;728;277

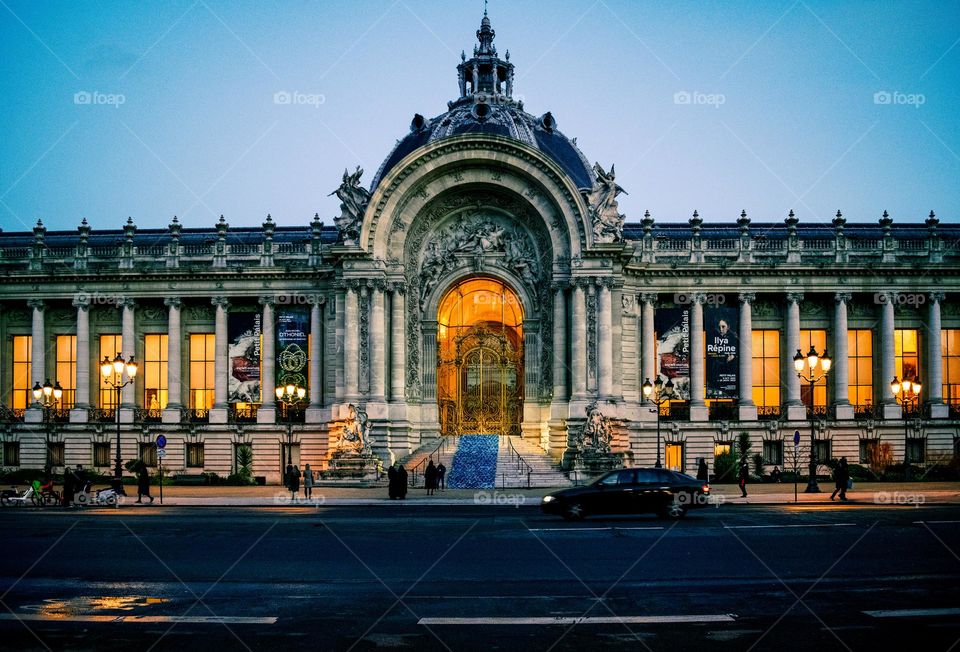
136;462;153;504
290;465;301;501
424;459;438;496
62;466;74;507
397;465;408;499
387;464;398;499
436;462;446;492
696;458;709;483
831;457;849;501
738;460;749;497
285;464;295;500
771;466;782;483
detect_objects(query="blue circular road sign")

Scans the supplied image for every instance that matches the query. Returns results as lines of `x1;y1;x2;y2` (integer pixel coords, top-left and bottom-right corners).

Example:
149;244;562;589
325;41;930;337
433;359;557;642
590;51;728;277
793;430;801;446
156;434;167;449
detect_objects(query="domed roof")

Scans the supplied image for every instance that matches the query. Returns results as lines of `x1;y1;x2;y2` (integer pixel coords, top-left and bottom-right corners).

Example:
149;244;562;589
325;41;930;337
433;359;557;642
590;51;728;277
369;12;595;193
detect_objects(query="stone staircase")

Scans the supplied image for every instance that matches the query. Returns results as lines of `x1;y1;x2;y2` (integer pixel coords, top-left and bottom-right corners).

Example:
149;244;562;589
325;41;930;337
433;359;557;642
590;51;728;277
495;437;571;489
397;436;460;488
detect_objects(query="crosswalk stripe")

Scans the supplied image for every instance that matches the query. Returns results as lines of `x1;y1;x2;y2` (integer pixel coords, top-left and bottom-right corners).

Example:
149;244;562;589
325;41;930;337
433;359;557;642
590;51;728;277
418;614;736;625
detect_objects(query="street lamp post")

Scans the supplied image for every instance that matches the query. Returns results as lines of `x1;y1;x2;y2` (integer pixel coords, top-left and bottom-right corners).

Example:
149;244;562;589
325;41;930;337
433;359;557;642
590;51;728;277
793;345;831;493
100;353;137;495
890;375;921;480
642;377;675;469
31;379;62;480
276;383;306;467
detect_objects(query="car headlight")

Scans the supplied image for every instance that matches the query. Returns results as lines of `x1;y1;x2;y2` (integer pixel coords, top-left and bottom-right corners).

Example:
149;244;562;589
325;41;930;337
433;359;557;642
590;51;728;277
542;495;555;503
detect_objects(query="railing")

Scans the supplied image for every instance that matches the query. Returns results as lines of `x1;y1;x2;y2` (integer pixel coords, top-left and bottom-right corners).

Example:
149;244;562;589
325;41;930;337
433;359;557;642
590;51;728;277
850;239;880;250
90;407;116;422
503;437;532;489
754;239;784;251
409;435;457;488
708;402;737;420
948;401;960;419
90;246;118;257
184;407;210;423
656;239;690;250
277;243;306;254
134;408;163;423
660;402;690;421
0;405;24;422
230;404;259;423
182;245;209;255
899;240;927;251
229;244;259;255
854;404;881;420
803;239;832;250
706;239;737;250
278;403;304;423
757;405;781;420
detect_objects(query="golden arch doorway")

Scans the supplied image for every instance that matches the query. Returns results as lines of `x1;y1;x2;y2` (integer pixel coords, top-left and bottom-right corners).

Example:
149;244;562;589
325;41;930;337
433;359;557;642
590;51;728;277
437;278;523;436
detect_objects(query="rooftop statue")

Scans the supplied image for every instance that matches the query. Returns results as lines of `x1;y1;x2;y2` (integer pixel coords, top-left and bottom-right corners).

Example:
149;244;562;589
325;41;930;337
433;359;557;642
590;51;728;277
330;166;371;244
584;163;628;243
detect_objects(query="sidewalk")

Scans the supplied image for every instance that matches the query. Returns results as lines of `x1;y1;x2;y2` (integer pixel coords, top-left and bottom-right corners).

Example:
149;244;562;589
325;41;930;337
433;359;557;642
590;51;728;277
106;481;960;507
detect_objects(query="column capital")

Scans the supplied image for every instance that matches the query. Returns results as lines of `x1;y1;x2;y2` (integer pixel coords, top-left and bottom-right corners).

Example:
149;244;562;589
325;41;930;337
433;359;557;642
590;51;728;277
118;297;136;310
72;293;91;310
572;276;592;289
596;276;616;289
639;292;658;304
550;280;569;292
834;292;852;304
785;292;805;304
738;292;756;304
386;281;406;295
692;292;708;305
211;296;230;309
26;298;45;311
929;291;946;303
163;296;182;309
258;295;276;307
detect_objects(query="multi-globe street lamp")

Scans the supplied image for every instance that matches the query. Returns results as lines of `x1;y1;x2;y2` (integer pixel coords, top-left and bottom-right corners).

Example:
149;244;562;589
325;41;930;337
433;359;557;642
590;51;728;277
31;379;62;479
642;376;675;469
100;353;138;494
890;375;921;479
276;383;306;466
793;345;831;493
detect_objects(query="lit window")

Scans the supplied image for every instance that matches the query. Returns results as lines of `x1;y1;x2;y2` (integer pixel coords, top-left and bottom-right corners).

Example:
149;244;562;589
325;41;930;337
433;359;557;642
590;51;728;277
144;334;169;414
848;330;873;408
799;330;827;408
894;329;920;383
139;442;157;468
189;334;216;414
944;330;960;408
93;442;111;467
99;335;123;411
56;335;77;410
664;442;683;472
752;330;780;407
11;335;31;413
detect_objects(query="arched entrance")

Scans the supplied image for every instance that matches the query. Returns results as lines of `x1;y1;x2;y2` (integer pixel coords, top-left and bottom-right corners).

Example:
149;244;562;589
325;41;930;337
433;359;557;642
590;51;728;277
437;278;524;436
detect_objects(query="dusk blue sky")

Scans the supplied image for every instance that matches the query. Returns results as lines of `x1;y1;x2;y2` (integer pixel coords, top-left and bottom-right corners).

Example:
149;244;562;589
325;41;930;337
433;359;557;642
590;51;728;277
1;0;958;233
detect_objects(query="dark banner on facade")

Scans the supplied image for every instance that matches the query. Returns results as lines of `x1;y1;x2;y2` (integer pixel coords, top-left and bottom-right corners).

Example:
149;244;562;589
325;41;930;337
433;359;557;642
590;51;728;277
277;309;309;393
654;308;690;400
228;312;261;403
705;305;739;400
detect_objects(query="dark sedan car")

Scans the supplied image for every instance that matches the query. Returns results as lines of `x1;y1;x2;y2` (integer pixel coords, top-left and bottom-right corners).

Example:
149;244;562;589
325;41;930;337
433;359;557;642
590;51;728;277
540;468;710;520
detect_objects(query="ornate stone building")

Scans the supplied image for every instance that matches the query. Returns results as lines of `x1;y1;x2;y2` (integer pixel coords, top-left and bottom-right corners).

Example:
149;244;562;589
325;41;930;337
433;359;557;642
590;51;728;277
1;14;958;483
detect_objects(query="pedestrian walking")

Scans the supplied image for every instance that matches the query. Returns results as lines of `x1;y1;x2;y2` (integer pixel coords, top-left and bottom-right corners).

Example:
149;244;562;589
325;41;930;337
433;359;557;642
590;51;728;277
696;458;709;483
738;459;749;497
387;464;398;499
62;466;75;507
291;465;301;501
397;464;408;500
136;461;153;504
303;464;314;500
436;462;446;491
831;457;849;501
285;463;295;501
425;459;438;496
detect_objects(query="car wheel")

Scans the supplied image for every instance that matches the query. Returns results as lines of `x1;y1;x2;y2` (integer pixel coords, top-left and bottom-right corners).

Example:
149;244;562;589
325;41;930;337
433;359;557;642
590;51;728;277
562;502;585;521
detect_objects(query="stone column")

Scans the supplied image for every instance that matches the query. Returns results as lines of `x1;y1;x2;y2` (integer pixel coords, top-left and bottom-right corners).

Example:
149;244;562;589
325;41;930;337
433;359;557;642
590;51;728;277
390;285;406;402
209;296;230;424
597;279;613;399
306;296;325;423
551;284;568;401
257;296;276;424
571;280;587;399
738;293;757;420
833;293;854;419
67;295;91;423
161;297;183;424
785;292;806;420
24;299;46;422
928;292;947;418
119;298;136;422
640;293;657;400
370;283;386;402
689;293;708;421
880;292;900;419
344;282;360;401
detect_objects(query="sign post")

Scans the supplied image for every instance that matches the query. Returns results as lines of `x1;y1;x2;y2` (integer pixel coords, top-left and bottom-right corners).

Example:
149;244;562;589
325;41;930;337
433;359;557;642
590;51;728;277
156;435;167;505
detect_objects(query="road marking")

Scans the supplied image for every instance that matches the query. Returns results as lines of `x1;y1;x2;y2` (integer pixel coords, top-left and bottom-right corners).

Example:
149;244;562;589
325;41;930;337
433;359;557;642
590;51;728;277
914;520;960;524
865;608;960;619
418;614;736;625
0;614;276;624
527;526;665;532
723;523;857;529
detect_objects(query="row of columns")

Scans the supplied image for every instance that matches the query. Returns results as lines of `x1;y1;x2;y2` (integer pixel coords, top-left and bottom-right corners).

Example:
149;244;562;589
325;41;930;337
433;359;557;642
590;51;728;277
554;277;617;402
341;280;406;404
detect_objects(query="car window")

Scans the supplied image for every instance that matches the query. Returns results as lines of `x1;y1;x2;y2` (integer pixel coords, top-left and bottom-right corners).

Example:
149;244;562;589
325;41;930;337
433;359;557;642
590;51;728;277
634;469;659;484
600;470;635;486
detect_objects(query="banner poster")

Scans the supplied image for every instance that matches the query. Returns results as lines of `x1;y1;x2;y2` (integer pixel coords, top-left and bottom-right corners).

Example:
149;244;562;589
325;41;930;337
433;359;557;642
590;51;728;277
654;308;690;400
705;305;739;400
277;309;310;394
228;312;261;403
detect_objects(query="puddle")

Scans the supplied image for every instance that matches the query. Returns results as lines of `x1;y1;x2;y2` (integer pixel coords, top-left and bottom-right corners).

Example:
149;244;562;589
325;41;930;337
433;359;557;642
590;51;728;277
22;595;170;617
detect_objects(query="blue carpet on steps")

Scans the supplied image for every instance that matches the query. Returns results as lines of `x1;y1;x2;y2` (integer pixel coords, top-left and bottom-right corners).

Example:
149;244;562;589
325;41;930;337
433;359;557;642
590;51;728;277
447;435;499;489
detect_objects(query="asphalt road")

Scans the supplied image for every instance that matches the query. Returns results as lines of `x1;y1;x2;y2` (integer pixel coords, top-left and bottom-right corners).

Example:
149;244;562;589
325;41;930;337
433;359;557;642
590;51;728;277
0;502;958;651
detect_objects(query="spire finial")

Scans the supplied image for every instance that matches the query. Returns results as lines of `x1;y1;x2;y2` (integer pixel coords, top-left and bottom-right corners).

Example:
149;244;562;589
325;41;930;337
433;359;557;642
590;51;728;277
484;0;488;17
